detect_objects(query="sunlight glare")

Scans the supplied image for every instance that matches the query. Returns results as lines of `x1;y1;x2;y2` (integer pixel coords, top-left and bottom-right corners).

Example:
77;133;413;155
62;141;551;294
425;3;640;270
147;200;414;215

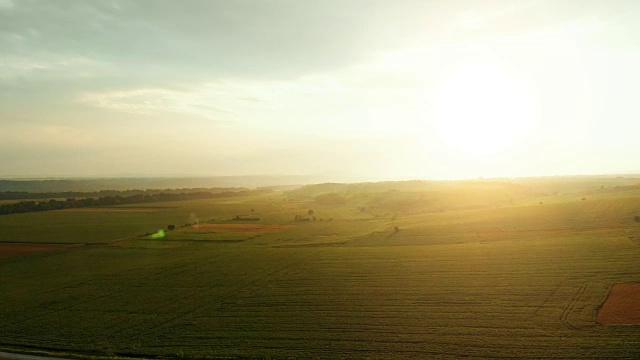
430;62;536;156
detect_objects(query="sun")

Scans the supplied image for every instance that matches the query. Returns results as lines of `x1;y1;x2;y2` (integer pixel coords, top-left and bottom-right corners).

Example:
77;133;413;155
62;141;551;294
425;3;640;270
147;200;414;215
429;62;536;156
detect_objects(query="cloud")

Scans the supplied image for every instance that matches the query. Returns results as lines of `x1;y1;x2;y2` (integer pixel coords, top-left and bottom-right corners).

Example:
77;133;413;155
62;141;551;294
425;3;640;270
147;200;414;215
0;56;48;78
0;54;106;81
0;1;377;81
77;86;239;119
76;63;427;138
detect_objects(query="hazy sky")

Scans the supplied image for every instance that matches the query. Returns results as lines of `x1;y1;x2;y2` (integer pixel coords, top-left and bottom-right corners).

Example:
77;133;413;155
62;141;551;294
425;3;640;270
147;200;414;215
2;0;640;180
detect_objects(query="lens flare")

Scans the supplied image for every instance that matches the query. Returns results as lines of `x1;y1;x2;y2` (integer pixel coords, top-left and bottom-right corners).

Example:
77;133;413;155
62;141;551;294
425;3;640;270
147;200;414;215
150;229;165;239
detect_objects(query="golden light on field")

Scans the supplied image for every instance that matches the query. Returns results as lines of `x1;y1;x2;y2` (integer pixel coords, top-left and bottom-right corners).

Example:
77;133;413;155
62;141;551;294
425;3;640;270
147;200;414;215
430;61;537;156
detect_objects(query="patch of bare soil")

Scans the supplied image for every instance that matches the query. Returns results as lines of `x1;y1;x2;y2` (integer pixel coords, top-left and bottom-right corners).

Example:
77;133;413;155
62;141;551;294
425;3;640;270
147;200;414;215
187;224;292;233
0;243;72;259
597;283;640;324
60;208;159;212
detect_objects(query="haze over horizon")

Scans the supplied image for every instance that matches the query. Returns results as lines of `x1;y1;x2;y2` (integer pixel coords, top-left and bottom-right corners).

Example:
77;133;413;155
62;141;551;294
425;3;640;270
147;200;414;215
2;1;640;180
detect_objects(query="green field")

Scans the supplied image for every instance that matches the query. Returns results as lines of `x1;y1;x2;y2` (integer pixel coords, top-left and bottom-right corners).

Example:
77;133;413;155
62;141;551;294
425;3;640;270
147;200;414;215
1;179;640;359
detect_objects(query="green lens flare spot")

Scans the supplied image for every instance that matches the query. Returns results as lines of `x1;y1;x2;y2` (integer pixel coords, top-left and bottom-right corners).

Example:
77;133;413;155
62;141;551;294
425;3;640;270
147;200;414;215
150;229;165;239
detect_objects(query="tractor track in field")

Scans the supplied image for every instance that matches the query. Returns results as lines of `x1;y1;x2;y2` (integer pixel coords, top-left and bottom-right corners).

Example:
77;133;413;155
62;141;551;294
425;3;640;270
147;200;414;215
2;251;232;336
101;251;239;341
532;283;563;320
628;235;640;247
559;282;588;330
149;248;322;335
0;286;127;330
101;248;321;343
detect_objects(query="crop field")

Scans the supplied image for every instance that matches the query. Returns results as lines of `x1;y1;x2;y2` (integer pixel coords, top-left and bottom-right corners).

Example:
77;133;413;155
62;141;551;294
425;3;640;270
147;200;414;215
0;200;272;244
1;179;640;359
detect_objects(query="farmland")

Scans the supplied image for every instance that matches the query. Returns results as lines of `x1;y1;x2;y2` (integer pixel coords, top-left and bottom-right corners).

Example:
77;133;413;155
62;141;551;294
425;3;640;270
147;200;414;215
1;178;640;359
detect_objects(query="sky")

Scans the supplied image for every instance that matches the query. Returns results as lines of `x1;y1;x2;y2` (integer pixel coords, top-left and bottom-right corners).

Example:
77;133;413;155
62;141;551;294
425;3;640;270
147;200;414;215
2;0;640;180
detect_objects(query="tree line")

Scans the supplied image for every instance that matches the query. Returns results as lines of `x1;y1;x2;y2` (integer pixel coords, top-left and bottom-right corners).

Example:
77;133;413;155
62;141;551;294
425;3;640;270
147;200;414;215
0;187;247;200
0;189;270;216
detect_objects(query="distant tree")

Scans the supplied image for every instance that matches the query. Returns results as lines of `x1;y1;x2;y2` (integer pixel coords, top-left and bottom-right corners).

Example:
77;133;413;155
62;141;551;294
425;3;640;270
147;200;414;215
634;215;640;223
167;224;175;231
308;209;314;217
0;188;272;216
581;197;586;201
394;226;399;233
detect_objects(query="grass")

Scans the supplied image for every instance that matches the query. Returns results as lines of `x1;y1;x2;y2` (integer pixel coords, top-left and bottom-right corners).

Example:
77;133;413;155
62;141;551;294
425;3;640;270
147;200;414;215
1;178;640;358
